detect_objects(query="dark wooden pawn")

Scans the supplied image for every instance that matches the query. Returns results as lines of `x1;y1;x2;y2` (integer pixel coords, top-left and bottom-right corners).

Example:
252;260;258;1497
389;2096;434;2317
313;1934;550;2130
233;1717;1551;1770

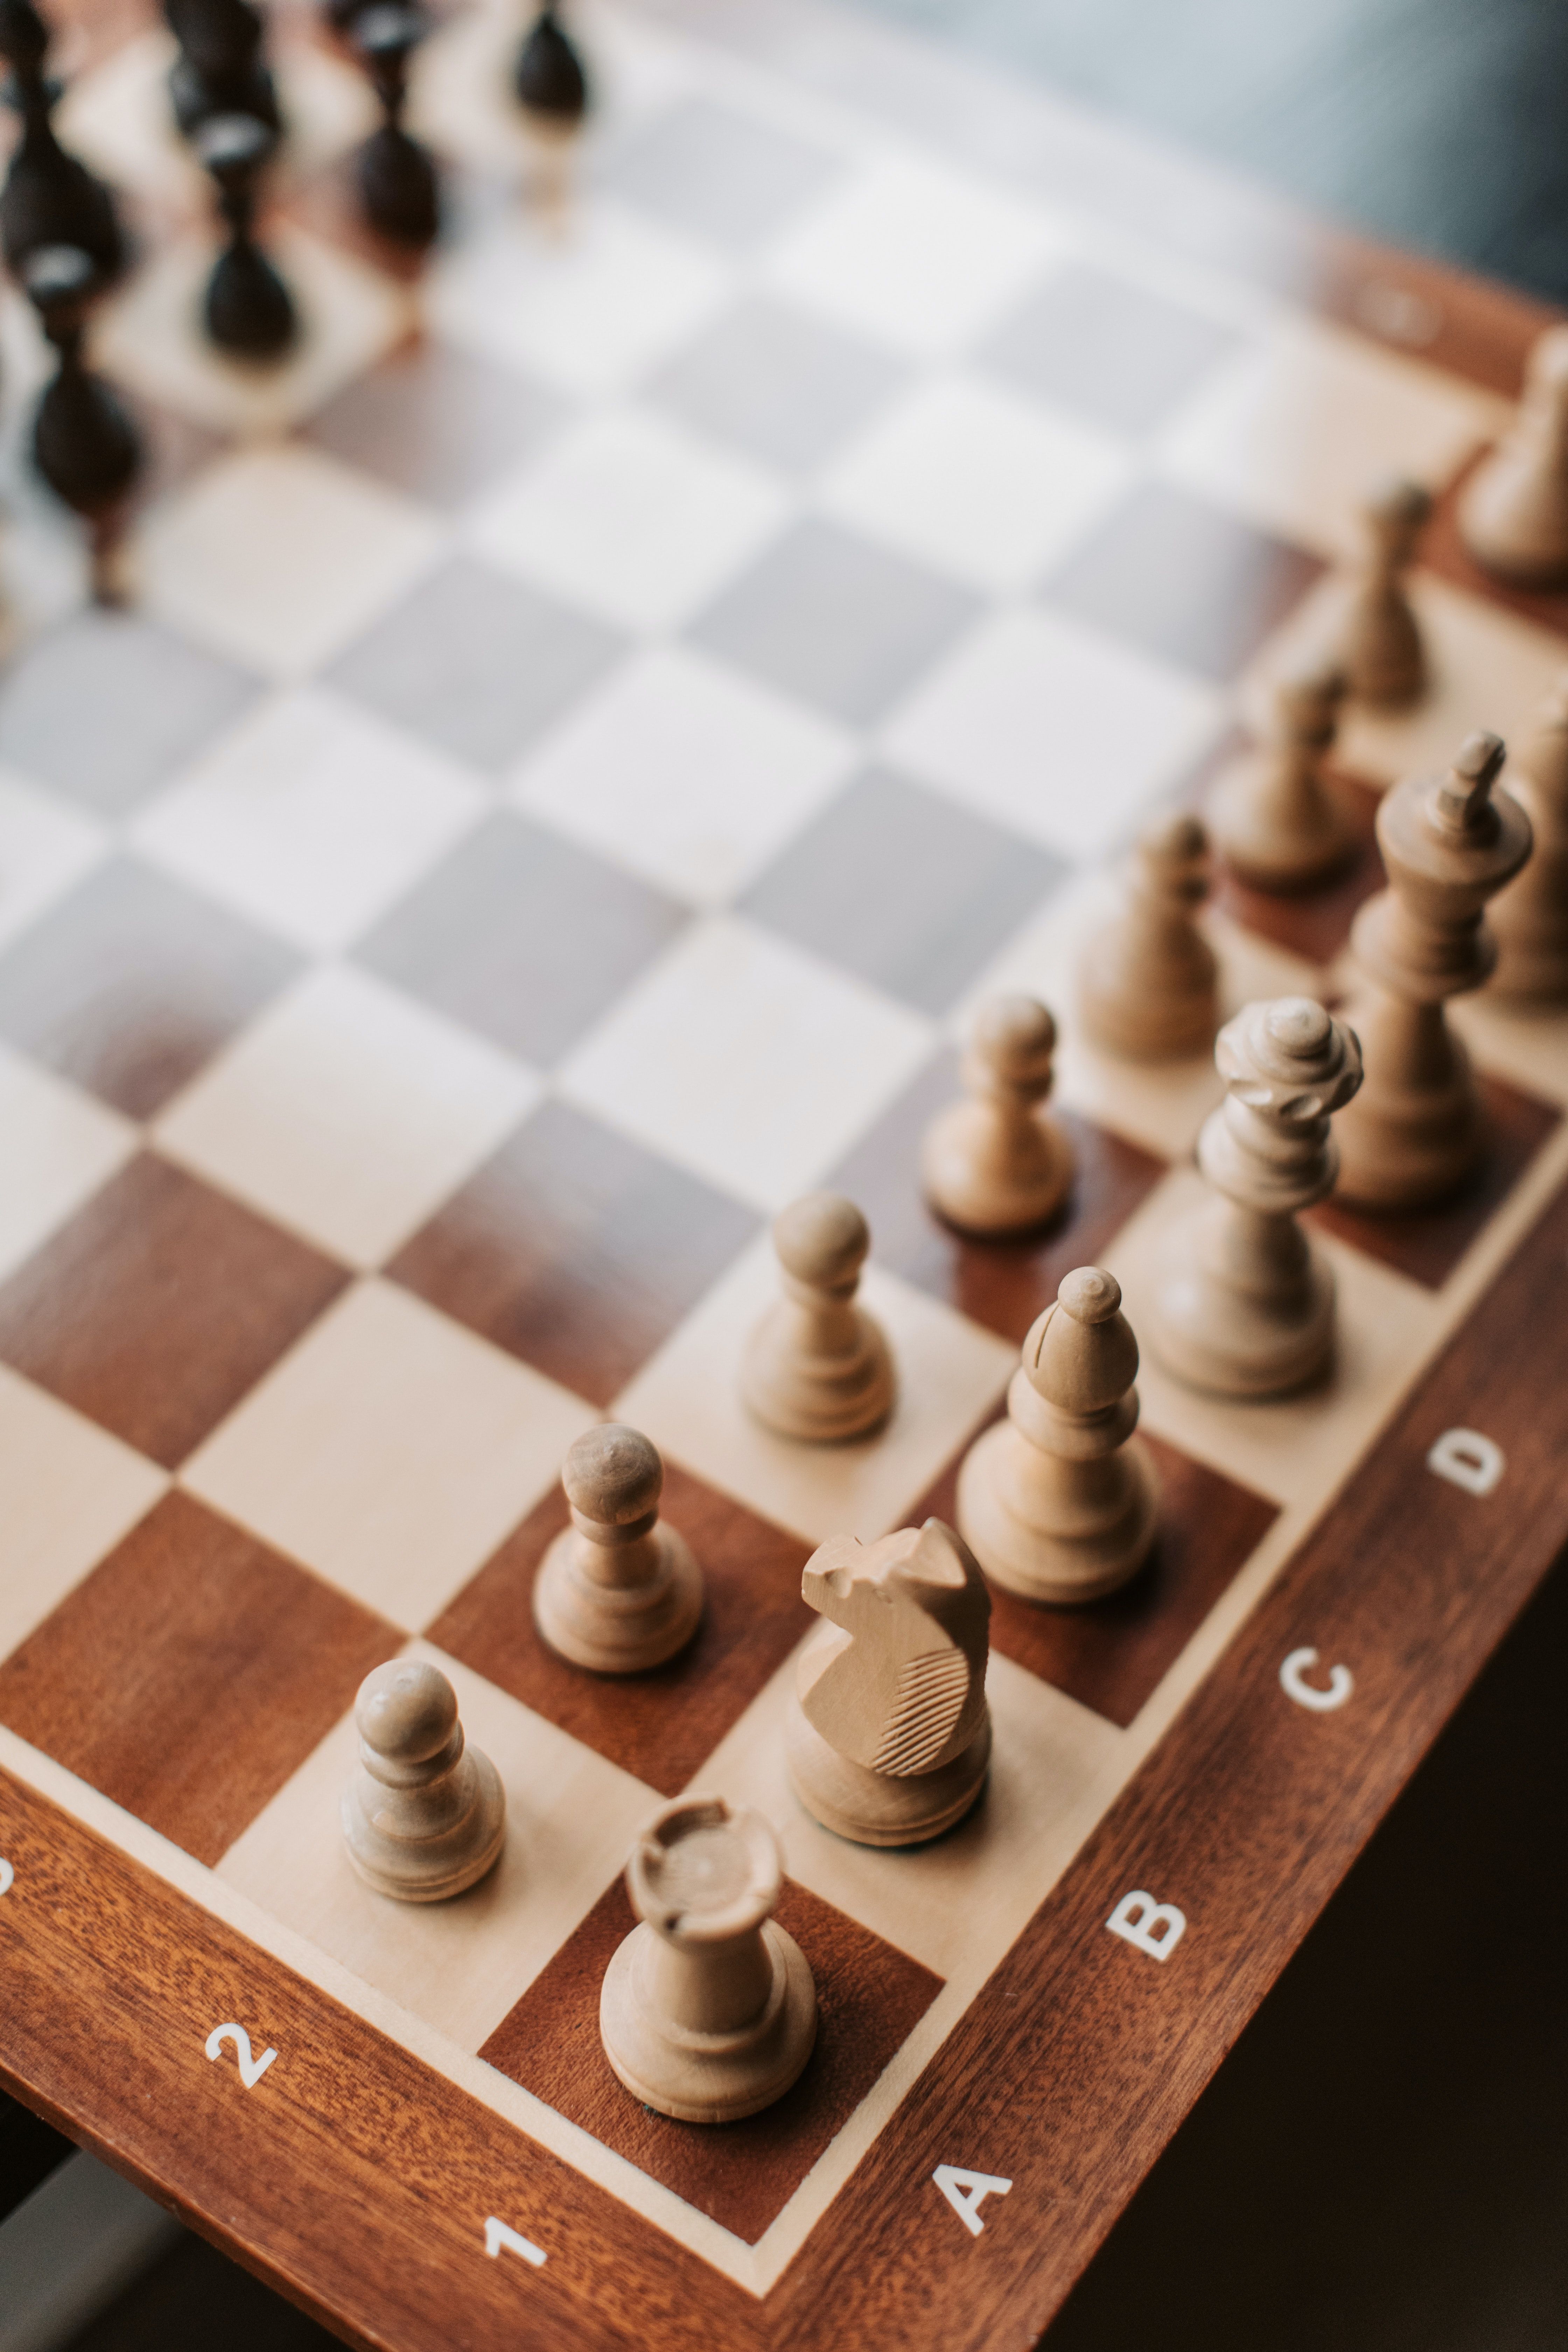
164;0;280;142
352;4;439;246
22;244;140;603
195;113;296;362
513;1;588;128
0;0;125;289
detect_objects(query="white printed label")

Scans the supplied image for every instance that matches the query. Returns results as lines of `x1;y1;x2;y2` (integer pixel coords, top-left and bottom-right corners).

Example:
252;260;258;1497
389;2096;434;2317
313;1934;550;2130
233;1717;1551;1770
1106;1890;1187;1960
1279;1646;1353;1712
932;2165;1013;2237
484;2217;546;2267
205;2023;278;2089
1427;1428;1504;1496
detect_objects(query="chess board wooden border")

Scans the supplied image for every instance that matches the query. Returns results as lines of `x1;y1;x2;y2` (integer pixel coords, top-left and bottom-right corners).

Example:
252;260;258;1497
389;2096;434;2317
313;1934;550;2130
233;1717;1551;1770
2;2;1568;2347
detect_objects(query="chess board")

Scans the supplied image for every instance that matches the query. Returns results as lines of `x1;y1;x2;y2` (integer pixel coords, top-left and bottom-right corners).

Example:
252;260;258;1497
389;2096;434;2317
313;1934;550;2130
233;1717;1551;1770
2;0;1568;2345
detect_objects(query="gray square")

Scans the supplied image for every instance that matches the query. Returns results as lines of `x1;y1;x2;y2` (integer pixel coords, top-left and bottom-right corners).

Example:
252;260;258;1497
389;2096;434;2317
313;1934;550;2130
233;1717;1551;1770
647;295;904;473
356;810;690;1067
980;262;1244;439
601;95;848;252
0;612;261;818
328;556;626;774
692;519;979;728
741;766;1066;1015
306;340;568;511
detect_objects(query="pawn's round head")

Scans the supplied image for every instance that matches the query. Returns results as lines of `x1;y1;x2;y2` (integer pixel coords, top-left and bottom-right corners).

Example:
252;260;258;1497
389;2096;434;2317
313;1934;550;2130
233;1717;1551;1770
773;1190;869;1289
971;993;1056;1085
563;1422;663;1527
1277;656;1346;738
1139;809;1207;867
356;1659;457;1764
1364;472;1433;550
1024;1264;1138;1412
1057;1265;1122;1325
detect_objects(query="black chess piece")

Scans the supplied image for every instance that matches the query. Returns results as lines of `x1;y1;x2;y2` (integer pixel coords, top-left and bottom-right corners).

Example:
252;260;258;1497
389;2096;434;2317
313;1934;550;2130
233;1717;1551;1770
195;113;296;361
352;4;439;247
513;1;587;127
22;243;141;602
0;0;125;289
164;0;280;142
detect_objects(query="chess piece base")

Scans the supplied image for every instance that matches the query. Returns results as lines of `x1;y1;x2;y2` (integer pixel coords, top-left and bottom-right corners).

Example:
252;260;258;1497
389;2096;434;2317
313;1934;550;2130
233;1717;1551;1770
533;1523;703;1674
1332;1016;1485;1209
741;1306;894;1442
1207;758;1361;892
956;1422;1159;1603
920;1101;1073;1235
341;1748;505;1902
785;1700;991;1847
1458;455;1568;588
1149;1233;1337;1399
600;1919;816;2122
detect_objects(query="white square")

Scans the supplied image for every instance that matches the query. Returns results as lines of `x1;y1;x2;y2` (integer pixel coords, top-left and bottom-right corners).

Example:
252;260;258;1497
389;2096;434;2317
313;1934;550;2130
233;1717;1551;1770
819;374;1133;593
469;410;788;632
559;915;934;1210
882;606;1222;861
618;1247;1014;1546
154;966;541;1270
139;444;446;679
766;154;1063;359
131;686;485;954
218;1642;658;2054
0;1045;137;1285
98;227;411;444
513;645;854;904
182;1279;596;1628
1157;316;1500;559
0;769;106;954
427;197;730;399
0;1365;167;1665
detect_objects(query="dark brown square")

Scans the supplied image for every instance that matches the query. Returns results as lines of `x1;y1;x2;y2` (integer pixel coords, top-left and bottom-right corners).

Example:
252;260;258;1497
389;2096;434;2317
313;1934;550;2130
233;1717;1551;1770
1310;1070;1560;1288
916;1425;1277;1727
1044;482;1324;683
429;1463;811;1794
0;857;301;1117
0;1491;399;1863
0;1154;348;1468
830;1048;1167;1345
388;1100;758;1406
355;811;689;1066
479;1874;942;2244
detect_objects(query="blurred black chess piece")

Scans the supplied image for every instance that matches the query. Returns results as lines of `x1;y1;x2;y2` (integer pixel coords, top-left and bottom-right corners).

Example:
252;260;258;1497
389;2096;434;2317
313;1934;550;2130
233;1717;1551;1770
194;112;296;359
351;3;439;246
164;0;280;143
22;243;141;602
513;1;587;131
0;0;125;290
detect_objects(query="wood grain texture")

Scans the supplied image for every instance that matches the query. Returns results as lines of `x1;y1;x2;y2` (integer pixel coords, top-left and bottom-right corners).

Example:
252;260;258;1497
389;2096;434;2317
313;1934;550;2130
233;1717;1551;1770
0;1770;764;2352
480;1873;943;2244
0;1492;399;1864
428;1463;813;1796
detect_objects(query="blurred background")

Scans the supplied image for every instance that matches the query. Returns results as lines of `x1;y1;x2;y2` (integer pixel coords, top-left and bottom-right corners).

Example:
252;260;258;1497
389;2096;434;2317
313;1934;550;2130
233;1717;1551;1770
856;0;1568;301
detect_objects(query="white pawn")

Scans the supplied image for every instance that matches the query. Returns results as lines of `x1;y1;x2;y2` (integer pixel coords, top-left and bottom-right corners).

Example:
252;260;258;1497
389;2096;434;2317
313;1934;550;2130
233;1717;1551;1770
920;994;1073;1232
1490;673;1568;1000
1209;661;1358;890
600;1796;817;2124
342;1659;505;1902
1339;475;1431;708
1459;325;1568;586
741;1192;894;1442
957;1267;1158;1604
533;1423;702;1673
1078;812;1219;1058
1147;998;1362;1399
785;1517;991;1847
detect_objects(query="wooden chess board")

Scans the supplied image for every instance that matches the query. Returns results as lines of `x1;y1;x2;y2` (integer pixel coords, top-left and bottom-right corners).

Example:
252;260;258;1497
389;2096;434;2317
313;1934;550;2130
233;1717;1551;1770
2;0;1567;2345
